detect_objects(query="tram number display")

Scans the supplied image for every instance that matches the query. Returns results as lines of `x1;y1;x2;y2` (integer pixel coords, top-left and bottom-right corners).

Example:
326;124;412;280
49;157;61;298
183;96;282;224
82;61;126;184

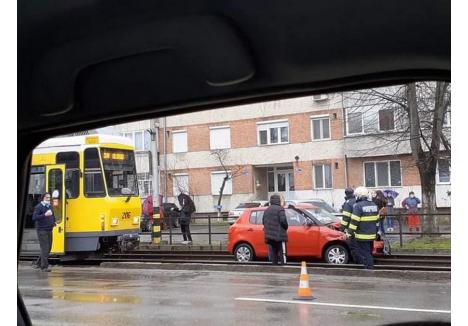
102;151;127;161
122;211;131;219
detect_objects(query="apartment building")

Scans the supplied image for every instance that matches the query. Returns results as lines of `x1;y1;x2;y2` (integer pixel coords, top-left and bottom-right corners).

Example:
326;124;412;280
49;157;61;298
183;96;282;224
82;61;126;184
157;92;451;213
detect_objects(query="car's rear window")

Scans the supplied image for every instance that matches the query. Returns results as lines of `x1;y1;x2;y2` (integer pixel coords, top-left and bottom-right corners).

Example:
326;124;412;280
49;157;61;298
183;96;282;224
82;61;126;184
249;211;264;224
236;203;261;209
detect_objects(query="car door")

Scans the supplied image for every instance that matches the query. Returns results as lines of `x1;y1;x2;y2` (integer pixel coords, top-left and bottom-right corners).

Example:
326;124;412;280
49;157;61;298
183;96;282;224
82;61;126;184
285;209;320;257
245;210;268;258
46;164;66;254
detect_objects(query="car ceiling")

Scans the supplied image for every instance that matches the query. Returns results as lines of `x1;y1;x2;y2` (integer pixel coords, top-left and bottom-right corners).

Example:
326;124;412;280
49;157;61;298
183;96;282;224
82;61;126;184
19;0;450;140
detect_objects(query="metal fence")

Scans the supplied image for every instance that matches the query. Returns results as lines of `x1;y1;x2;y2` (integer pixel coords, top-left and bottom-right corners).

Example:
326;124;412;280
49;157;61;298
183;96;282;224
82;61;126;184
154;212;451;246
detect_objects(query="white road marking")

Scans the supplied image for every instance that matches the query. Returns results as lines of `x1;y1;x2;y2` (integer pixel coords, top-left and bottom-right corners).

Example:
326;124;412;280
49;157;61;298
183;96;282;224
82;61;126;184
235;297;450;314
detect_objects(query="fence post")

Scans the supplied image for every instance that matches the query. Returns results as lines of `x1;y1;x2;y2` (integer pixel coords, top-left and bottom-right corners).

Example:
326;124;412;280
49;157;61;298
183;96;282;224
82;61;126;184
152;213;161;245
169;215;173;245
208;215;212;245
398;215;403;248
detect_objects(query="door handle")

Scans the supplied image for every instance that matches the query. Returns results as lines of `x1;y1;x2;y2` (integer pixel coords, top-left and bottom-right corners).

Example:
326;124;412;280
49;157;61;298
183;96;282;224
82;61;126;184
58;226;63;233
247;228;254;231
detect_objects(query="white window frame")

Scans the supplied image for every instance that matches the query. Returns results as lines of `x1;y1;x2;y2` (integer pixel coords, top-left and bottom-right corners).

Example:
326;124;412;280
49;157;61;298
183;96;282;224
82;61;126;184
313;164;333;189
310;114;331;141
362;160;402;188
211;171;233;195
172;173;189;196
121;130;151;151
256;120;289;146
378;109;396;132
436;159;451;184
209;126;231;150
172;130;188;153
346;110;364;135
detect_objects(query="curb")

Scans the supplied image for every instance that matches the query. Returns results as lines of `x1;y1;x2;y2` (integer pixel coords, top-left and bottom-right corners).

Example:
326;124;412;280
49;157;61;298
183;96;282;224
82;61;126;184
99;262;451;282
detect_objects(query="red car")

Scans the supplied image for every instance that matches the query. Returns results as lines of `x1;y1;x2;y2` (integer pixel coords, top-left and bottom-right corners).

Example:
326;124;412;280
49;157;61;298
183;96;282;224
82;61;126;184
227;204;384;264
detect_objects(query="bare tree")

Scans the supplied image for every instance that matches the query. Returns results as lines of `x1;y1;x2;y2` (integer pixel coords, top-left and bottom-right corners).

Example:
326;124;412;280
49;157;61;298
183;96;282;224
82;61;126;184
344;82;451;234
210;149;245;217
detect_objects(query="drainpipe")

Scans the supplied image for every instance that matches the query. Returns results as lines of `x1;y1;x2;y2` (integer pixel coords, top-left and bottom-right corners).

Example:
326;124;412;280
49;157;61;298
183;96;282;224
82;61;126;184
341;92;349;187
163;117;168;203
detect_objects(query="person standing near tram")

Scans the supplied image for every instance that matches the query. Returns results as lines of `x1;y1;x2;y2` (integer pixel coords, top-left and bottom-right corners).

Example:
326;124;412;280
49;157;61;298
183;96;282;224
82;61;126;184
32;193;56;272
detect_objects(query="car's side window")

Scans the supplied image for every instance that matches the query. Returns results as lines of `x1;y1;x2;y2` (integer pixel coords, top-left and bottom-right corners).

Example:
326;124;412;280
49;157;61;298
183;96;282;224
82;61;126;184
249;211;257;224
285;209;306;226
249;211;264;224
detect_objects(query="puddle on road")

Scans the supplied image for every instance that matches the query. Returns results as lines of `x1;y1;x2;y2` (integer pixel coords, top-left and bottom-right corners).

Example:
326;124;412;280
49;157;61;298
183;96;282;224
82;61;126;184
51;291;142;304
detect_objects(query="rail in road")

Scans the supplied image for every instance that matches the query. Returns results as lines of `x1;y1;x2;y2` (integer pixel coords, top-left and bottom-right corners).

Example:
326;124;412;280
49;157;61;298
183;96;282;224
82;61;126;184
19;251;451;272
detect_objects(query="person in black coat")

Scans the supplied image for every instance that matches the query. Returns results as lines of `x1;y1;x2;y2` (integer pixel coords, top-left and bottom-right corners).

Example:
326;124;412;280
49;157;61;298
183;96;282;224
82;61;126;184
262;194;288;265
177;192;195;244
32;193;56;272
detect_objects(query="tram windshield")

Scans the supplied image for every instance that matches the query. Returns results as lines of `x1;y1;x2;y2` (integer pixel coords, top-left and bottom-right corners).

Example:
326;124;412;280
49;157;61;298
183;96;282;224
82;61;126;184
100;148;139;197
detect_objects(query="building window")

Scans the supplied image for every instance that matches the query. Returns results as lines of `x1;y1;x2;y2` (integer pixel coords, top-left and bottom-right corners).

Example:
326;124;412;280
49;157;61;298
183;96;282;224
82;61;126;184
257;121;289;145
172;173;189;196
211;171;233;195
210;126;231;150
172;131;188;153
311;116;330;140
437;159;451;183
379;109;395;131
138;173;153;197
364;161;401;187
314;164;332;189
122;131;151;151
347;111;363;134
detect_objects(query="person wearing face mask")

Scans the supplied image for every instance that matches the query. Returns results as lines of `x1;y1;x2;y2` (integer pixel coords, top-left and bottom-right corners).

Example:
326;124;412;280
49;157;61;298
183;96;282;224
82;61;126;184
402;191;421;232
32;193;56;272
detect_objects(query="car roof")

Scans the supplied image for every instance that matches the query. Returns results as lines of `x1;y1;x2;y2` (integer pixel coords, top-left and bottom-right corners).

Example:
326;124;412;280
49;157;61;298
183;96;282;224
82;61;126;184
246;203;318;212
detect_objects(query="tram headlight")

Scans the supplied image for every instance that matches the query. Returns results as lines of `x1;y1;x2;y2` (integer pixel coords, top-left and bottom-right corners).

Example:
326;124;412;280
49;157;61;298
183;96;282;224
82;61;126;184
111;217;119;226
133;216;140;224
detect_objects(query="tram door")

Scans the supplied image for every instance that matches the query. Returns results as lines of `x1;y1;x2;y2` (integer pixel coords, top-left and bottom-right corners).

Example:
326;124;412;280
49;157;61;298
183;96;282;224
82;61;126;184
46;164;66;254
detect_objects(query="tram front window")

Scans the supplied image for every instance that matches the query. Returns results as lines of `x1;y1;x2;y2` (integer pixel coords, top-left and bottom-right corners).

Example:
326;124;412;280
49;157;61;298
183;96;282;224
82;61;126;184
100;148;139;196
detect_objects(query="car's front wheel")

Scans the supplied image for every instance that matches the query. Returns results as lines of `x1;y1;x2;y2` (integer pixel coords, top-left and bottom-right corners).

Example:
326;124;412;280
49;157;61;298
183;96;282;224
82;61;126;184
235;243;254;262
324;244;349;264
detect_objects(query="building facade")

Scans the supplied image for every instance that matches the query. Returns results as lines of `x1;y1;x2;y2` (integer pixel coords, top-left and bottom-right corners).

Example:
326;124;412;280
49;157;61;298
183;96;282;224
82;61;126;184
158;93;451;212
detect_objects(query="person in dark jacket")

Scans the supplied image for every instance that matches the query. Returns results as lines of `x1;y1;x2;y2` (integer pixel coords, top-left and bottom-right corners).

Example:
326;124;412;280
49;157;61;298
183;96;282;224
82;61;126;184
348;187;379;269
177;192;195;244
32;193;56;272
262;194;288;265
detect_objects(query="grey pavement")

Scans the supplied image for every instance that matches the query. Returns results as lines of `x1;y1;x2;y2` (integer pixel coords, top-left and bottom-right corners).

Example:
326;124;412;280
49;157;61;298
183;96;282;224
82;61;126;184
18;264;450;326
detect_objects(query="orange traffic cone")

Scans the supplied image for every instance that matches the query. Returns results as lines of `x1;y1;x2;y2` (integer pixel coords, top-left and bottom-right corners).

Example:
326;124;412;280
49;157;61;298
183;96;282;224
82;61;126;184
293;261;315;300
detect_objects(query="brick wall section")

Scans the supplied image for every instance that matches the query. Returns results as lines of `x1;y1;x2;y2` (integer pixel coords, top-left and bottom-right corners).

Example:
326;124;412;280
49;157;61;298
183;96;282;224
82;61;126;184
231;120;257;148
347;154;421;188
188;125;210;152
233;165;254;194
289;113;311;143
162;165;254;197
293;161;313;190
161;108;344;153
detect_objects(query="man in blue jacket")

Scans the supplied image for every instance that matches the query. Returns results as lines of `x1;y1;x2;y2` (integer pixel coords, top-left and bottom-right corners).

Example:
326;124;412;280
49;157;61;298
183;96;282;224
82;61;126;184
32;193;56;272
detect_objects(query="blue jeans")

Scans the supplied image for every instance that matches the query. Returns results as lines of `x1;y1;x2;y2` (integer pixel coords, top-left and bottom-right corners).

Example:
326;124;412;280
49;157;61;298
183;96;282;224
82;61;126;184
386;215;394;229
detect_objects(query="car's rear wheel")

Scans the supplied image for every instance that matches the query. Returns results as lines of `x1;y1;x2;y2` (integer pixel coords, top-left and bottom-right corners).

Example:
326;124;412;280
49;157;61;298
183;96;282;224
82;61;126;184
235;243;254;262
324;244;349;264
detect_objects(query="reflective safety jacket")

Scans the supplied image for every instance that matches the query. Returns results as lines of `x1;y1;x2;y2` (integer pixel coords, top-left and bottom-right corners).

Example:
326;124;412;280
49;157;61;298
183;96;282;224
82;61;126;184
341;197;356;230
349;199;379;241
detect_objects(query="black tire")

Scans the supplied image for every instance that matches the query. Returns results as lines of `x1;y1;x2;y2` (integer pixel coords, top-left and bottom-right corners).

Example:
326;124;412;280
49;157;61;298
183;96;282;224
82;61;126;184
324;244;349;264
234;243;255;262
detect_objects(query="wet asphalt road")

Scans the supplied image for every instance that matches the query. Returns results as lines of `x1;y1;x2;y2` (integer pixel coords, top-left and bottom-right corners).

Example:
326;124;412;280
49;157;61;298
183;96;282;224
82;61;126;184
18;264;450;325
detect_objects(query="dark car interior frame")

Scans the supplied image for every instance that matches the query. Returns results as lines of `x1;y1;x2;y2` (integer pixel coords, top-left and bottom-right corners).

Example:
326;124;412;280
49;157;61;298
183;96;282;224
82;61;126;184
18;1;450;325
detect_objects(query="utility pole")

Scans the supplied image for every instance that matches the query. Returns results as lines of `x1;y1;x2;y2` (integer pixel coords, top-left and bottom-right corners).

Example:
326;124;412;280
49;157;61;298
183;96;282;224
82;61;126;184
150;118;160;206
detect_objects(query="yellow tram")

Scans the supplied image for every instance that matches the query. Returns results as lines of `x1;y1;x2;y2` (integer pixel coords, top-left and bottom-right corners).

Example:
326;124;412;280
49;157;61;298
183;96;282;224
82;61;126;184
26;135;141;254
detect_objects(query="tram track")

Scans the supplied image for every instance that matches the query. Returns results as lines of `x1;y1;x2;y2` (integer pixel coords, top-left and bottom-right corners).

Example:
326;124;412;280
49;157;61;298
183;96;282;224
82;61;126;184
19;251;451;272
